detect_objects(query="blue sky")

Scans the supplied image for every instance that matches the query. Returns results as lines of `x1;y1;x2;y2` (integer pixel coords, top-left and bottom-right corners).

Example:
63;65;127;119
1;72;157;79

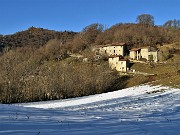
0;0;180;35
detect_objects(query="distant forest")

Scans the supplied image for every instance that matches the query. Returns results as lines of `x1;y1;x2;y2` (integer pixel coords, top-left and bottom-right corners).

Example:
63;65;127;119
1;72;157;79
0;14;180;103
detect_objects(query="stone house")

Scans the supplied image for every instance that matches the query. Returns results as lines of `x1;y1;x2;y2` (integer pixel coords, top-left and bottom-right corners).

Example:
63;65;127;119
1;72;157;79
108;55;129;72
93;43;129;72
130;46;159;62
95;43;127;57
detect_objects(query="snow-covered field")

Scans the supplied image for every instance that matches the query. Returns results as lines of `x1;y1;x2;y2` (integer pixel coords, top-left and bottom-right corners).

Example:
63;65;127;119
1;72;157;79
0;85;180;135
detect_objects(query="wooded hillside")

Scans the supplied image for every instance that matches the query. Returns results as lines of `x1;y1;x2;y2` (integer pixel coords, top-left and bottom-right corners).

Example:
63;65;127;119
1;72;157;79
0;16;180;104
0;27;76;51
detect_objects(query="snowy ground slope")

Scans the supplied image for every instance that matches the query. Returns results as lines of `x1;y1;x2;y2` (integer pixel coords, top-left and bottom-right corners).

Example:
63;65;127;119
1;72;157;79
21;85;175;108
0;85;180;135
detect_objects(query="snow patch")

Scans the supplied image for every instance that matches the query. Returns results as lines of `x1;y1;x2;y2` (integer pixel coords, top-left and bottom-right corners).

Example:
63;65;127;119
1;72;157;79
20;85;178;109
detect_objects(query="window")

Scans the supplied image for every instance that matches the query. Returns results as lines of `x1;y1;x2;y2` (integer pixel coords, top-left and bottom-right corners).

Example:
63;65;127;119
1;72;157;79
105;50;107;53
148;55;153;61
114;50;115;53
121;62;123;64
95;52;98;55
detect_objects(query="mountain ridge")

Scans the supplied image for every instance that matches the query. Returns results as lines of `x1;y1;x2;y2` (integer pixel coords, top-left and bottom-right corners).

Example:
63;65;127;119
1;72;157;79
0;26;77;50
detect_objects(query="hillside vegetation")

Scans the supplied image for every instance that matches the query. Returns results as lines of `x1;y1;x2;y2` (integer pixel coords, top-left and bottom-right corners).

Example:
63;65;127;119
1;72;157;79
0;39;122;103
0;27;76;51
0;15;180;103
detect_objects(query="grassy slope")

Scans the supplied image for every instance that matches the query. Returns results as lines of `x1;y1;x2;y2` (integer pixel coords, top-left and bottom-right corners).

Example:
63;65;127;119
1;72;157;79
130;54;180;88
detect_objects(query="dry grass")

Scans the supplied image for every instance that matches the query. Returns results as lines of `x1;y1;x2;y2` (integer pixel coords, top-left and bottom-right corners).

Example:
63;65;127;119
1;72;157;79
159;42;180;49
124;75;148;88
130;54;180;88
152;75;180;88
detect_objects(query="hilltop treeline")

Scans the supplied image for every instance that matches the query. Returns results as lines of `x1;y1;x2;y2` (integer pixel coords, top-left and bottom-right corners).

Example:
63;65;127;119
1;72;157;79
69;22;180;53
0;16;180;103
1;19;180;53
0;27;76;51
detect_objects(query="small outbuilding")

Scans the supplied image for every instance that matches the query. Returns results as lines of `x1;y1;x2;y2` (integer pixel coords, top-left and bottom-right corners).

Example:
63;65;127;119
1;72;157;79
129;48;141;60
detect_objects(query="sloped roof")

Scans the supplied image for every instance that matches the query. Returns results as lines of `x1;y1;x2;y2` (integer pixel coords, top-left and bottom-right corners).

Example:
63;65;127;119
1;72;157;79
109;55;129;61
130;46;158;52
119;59;128;61
149;46;159;52
141;46;158;52
109;55;122;58
110;42;126;46
96;43;126;48
130;48;141;51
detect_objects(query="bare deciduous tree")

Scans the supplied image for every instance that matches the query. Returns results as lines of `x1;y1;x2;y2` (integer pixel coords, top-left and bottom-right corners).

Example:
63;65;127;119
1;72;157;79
136;14;154;26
